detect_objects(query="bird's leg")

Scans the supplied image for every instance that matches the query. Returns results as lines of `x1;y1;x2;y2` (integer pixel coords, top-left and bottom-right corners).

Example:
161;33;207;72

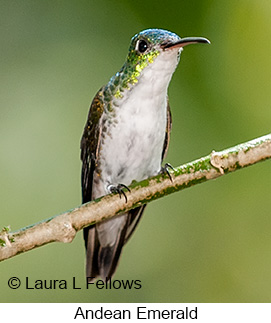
107;183;131;203
160;162;175;182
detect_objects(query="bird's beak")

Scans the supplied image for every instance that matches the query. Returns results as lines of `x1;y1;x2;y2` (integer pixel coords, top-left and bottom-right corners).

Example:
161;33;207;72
163;37;210;50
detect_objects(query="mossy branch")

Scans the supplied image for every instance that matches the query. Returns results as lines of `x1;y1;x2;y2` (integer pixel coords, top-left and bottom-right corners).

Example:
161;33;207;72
1;133;271;262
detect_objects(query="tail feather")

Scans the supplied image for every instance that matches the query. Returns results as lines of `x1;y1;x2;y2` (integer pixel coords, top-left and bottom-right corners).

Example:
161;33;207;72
84;226;99;280
84;205;145;281
98;222;127;280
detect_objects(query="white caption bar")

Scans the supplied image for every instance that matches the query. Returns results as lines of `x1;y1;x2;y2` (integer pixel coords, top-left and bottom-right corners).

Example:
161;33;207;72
1;303;270;322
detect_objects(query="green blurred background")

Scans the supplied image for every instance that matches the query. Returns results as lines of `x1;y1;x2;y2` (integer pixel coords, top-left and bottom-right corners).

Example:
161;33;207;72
1;0;271;302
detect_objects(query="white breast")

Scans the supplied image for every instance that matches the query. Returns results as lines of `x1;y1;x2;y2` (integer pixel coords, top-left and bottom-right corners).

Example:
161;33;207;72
96;49;180;197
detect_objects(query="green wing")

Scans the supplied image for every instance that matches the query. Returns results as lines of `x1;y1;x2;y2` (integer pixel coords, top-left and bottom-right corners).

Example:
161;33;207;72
80;87;104;203
162;99;172;161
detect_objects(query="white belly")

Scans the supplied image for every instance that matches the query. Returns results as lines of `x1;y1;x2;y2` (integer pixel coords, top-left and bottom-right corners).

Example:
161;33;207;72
99;87;167;192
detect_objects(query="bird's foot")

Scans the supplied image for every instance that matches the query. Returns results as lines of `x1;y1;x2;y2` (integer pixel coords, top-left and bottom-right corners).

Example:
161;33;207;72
160;163;175;182
107;183;131;203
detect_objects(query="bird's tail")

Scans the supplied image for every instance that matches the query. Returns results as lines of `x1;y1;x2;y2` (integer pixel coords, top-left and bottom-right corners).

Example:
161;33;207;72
84;205;146;281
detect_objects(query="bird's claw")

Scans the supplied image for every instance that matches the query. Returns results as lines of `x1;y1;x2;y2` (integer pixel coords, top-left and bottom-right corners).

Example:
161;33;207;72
160;162;175;182
108;183;131;203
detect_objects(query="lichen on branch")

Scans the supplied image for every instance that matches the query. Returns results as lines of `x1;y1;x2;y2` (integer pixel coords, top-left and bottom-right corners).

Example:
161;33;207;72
0;133;270;262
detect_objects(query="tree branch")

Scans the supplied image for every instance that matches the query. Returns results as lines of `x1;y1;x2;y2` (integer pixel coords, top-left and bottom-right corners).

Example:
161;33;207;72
1;133;271;262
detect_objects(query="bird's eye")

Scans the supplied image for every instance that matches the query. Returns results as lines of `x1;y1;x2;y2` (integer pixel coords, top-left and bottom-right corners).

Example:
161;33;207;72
137;39;148;53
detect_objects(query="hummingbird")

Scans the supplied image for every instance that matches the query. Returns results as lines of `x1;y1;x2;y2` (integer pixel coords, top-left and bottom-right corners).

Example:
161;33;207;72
80;28;210;281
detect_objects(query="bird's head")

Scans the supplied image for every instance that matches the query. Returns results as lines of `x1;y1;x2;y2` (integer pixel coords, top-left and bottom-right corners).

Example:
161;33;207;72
108;29;210;101
124;29;210;79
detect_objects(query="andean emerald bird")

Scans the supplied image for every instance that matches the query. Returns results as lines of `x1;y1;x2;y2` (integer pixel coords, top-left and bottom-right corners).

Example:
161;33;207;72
80;28;210;281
